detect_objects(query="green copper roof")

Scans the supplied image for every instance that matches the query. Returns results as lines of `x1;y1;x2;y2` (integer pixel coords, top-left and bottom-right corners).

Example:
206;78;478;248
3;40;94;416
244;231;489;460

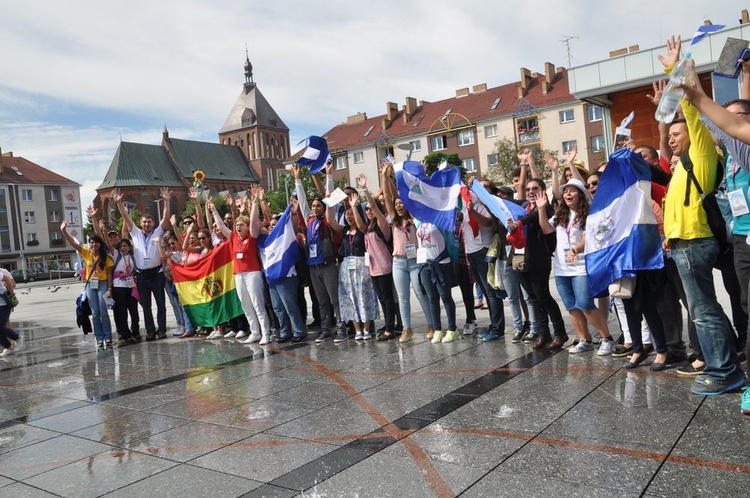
97;142;185;190
166;138;260;183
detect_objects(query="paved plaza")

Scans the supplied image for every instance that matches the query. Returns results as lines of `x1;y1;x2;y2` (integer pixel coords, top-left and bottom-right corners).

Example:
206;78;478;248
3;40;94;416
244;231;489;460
0;278;747;497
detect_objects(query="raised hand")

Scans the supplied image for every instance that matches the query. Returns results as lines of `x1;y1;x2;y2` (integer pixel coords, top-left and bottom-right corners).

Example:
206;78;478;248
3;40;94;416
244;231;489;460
170;214;177;226
290;196;299;214
646;80;666;106
160;187;172;200
291;165;301;180
188;187;199;200
225;190;234;206
565;144;578;165
111;188;122;203
325;159;333;175
357;173;367;189
206;199;216;213
657;35;681;69
517;148;532;163
544;152;559;171
348;191;359;206
257;187;265;201
86;205;98;218
535;190;548;209
250;184;261;202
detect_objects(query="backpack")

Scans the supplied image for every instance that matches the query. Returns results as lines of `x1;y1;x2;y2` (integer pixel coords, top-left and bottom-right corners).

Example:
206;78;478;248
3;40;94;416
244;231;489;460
681;151;729;254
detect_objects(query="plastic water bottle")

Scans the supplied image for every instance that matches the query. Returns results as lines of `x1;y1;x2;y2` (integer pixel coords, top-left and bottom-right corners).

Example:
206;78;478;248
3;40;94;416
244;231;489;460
655;52;692;123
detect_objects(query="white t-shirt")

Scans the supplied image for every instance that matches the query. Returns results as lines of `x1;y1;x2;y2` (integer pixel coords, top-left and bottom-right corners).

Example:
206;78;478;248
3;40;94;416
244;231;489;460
552;212;586;277
0;268;11;306
416;222;449;263
130;224;164;271
112;253;137;288
463;203;494;254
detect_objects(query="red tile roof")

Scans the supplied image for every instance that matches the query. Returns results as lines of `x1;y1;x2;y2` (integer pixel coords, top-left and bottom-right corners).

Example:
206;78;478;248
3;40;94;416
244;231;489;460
318;70;576;153
0;154;78;185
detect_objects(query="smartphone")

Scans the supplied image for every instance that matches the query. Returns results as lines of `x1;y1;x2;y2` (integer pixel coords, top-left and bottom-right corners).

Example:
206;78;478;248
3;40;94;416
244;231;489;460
736;48;750;70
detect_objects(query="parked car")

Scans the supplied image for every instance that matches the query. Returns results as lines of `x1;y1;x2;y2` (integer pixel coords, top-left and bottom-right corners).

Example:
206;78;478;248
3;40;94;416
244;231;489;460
10;269;38;282
10;268;77;283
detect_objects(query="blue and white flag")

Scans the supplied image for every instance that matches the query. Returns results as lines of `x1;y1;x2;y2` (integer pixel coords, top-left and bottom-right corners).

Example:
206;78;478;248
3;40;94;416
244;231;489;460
691;24;725;45
257;205;300;287
584;148;664;297
394;160;462;232
296;136;331;174
469;179;528;227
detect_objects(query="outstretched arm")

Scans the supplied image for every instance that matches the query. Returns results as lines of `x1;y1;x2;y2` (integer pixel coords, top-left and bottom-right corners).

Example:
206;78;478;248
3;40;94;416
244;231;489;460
535;191;554;235
60;218;83;252
159;188;172;231
248;185;261;238
545;152;562;201
360;174;389;234
111;188;134;232
207;200;232;240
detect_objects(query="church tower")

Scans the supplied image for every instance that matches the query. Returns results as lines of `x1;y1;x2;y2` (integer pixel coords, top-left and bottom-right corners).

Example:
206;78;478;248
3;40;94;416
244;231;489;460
218;52;290;189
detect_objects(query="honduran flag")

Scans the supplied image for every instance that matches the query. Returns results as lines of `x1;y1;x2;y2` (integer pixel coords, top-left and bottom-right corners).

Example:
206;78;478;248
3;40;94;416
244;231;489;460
257;204;300;287
468;178;528;227
296;136;332;174
172;242;244;327
691;24;725;45
394;160;462;231
584;148;664;297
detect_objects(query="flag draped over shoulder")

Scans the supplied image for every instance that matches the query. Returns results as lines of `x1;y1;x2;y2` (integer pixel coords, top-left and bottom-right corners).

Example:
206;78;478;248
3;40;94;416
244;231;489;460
584;148;664;297
296;136;331;174
469;179;528;226
257;205;300;287
171;243;244;327
394;161;462;231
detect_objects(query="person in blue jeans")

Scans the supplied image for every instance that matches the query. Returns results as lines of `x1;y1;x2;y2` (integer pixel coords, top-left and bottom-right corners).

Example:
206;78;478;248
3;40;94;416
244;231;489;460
416;221;458;343
61;220;114;349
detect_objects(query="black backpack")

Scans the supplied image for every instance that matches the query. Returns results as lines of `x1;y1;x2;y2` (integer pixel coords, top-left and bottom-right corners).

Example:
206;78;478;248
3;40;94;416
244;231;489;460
681;151;729;254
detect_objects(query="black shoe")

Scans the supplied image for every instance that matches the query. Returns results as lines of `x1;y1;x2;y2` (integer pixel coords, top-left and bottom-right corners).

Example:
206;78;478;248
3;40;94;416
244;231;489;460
315;331;332;344
277;335;292;344
307;321;321;330
145;333;157;342
291;334;308;343
624;351;649;369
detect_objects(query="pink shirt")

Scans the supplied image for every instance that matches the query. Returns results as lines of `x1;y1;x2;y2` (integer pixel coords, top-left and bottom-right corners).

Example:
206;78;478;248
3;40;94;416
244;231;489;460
364;225;392;276
392;221;417;258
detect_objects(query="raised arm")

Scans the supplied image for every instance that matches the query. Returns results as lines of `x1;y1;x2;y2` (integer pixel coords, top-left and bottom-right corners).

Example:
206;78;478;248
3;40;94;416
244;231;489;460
292;165;311;219
187;188;204;229
159;188;172;231
381;162;398;221
258;187;272;223
518;148;539;179
545;152;562;201
60;218;83;253
326;200;344;234
87;206;104;239
535;191;554;235
111;188;134;232
169;214;184;246
360;174;389;234
207;200;232;239
647;80;673;161
248;185;261;238
565;145;586;183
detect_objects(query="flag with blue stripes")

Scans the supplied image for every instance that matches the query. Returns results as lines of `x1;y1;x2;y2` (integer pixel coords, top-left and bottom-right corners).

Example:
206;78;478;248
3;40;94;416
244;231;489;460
691;24;725;45
296;136;332;174
584;148;664;297
257;205;300;287
469;179;528;227
394;160;462;232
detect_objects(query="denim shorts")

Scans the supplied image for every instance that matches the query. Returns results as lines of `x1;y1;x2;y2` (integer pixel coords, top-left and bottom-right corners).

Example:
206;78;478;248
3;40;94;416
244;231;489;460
555;275;596;311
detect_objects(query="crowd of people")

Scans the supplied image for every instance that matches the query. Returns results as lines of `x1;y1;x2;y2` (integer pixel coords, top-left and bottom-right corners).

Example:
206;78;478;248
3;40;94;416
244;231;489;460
45;35;750;414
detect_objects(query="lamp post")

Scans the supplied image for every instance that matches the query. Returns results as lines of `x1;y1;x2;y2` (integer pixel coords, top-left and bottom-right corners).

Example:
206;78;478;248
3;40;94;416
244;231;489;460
153;198;163;220
10;184;27;274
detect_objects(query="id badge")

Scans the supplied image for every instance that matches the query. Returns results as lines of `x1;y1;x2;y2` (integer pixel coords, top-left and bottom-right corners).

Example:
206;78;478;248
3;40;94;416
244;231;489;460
142;257;150;268
405;243;416;259
236;252;244;260
416;247;428;264
126;277;136;288
347;257;357;270
90;278;99;290
728;189;750;217
364;252;370;267
309;245;318;259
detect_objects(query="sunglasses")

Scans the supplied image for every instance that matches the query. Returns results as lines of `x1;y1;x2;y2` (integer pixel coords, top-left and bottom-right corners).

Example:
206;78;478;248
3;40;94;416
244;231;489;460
198;236;207;240
365;207;372;211
525;186;540;192
585;180;599;188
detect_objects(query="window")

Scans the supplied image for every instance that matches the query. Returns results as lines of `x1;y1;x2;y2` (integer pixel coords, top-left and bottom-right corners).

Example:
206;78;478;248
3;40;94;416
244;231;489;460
562;140;578;153
559;109;575;123
458;129;475;146
27;233;37;242
430;135;447;151
588;105;603;122
409;140;422;152
1;246;9;253
516;116;539;143
51;231;63;241
591;135;605;153
22;189;32;201
462;157;477;173
353;152;364;164
334;156;347;170
484;124;498;139
490;98;502;110
487;153;499;166
50;210;61;222
24;211;35;223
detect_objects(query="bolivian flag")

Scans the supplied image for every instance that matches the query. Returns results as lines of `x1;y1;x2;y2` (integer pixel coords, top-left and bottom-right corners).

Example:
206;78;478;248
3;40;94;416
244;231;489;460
171;242;244;327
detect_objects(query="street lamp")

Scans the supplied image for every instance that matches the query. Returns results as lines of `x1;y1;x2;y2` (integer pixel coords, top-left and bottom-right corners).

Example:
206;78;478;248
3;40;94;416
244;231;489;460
397;142;414;161
10;183;27;274
154;198;163;220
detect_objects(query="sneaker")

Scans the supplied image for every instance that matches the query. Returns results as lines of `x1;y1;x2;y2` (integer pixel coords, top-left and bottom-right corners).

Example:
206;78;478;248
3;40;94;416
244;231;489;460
235;331;248;339
14;336;24;352
597;338;614;356
511;329;524;343
522;331;539;344
431;330;445;344
96;341;105;349
442;330;460;343
611;345;634;358
334;330;349;344
522;320;531;334
224;331;237;338
0;348;14;357
354;331;364;341
569;340;593;354
206;331;221;339
399;328;413;343
482;331;504;342
105;340;114;349
315;330;333;344
362;330;373;341
463;321;478;336
742;386;750;415
291;333;308;343
690;376;746;396
590;329;603;345
259;332;272;346
425;326;435;340
242;331;262;344
270;328;280;341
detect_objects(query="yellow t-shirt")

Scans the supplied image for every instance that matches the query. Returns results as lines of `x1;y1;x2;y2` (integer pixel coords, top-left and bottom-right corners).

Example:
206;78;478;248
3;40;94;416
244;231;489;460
81;247;114;282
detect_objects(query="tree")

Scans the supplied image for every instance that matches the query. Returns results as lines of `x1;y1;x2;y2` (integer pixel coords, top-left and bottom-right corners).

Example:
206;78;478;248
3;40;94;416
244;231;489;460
263;169;346;214
485;137;557;185
422;152;466;177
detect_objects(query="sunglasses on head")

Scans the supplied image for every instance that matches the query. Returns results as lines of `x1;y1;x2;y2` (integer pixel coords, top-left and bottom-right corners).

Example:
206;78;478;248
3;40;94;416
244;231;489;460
585;180;599;188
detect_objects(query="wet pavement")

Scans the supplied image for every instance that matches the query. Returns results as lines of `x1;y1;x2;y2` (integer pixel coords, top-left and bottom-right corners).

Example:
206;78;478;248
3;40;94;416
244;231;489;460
0;279;747;497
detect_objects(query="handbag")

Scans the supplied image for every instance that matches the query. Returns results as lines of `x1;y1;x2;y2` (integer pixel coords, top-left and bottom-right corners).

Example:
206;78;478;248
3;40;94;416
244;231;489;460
1;291;18;309
608;277;635;299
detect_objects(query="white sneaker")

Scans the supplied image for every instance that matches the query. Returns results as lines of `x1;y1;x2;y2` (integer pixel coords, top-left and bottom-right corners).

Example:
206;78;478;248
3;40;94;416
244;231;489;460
207;331;222;340
235;331;248;339
462;321;478;336
569;340;593;354
224;331;237;338
431;330;445;344
259;332;272;345
442;330;460;343
597;338;614;356
14;336;24;352
243;331;262;344
362;330;372;340
0;348;14;357
354;331;364;341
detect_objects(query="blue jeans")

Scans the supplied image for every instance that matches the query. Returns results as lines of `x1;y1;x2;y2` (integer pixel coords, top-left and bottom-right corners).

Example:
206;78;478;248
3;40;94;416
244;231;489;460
392;257;432;329
270;275;306;338
468;248;505;334
166;279;184;328
419;262;456;332
136;271;167;334
671;237;744;383
500;259;531;331
86;283;113;342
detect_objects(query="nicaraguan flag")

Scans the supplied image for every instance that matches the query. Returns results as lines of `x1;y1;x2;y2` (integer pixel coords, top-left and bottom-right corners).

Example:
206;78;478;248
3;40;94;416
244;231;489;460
691;24;725;45
296;136;331;174
584;148;664;297
257;205;300;287
469;179;528;227
394;160;462;232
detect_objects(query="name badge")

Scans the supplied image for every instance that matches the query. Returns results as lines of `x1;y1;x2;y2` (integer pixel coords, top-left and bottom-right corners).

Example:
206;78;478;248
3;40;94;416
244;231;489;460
126;277;136;288
90;278;99;290
364;252;370;267
142;257;150;268
405;243;416;259
309;244;318;259
416;247;428;264
236;252;244;259
347;257;357;270
728;189;750;217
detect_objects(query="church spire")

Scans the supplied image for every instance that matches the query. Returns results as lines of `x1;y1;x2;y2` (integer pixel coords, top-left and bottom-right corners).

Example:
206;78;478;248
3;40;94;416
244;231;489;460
243;46;255;93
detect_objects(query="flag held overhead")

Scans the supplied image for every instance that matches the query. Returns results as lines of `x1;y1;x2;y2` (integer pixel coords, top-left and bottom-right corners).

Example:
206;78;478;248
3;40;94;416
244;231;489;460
394;160;462;232
296;135;332;174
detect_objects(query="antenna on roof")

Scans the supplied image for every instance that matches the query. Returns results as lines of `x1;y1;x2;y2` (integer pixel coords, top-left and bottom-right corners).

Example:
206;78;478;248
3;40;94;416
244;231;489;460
560;36;580;67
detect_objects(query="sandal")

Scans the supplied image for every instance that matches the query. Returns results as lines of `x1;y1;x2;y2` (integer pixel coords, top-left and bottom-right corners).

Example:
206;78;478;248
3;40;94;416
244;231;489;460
376;331;396;341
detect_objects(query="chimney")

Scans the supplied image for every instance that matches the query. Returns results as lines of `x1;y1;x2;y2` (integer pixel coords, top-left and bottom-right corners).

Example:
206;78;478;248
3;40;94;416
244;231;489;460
742;9;749;24
347;112;367;124
472;83;487;93
609;47;628;58
455;87;470;97
403;96;418;123
544;62;555;84
518;67;532;97
382;101;398;129
628;44;640;53
704;19;713;26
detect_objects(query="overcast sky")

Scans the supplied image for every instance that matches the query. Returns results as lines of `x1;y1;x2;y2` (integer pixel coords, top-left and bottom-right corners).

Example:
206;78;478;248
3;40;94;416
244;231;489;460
1;0;747;206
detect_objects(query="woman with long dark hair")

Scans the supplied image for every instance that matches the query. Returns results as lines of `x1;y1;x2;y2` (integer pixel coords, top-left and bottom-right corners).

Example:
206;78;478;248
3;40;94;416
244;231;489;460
111;238;141;343
61;220;114;349
0;269;22;357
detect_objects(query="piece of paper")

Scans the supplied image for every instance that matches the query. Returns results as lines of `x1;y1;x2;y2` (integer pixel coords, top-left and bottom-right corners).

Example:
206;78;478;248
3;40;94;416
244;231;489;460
323;188;348;207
